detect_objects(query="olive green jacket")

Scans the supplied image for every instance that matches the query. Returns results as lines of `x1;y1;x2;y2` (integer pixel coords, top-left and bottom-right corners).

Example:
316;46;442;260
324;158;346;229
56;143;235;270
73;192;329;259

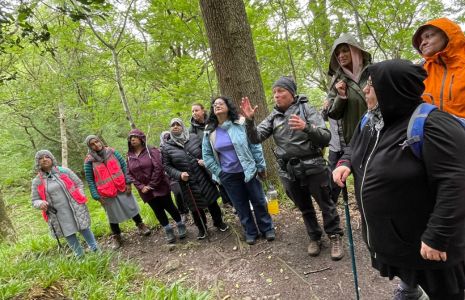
327;34;371;145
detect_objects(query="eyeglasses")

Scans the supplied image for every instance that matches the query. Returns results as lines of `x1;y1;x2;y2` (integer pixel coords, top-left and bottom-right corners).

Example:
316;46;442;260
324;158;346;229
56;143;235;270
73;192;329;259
213;101;226;108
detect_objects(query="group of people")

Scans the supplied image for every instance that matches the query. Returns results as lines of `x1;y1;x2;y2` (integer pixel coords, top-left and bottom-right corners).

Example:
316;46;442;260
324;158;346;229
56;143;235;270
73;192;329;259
31;17;465;299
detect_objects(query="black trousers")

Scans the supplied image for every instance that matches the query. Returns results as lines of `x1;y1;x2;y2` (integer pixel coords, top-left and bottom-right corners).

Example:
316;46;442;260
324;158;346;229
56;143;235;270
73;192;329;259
424;289;464;300
191;200;223;230
110;214;143;235
147;194;181;227
170;181;189;214
280;169;343;241
328;150;344;204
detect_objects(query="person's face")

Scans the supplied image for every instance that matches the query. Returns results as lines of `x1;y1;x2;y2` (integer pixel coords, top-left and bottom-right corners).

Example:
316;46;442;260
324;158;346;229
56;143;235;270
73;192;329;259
130;136;142;148
213;98;229;117
38;155;53;171
335;44;352;69
419;27;448;57
89;139;103;152
191;105;204;122
170;122;182;135
273;87;294;111
363;77;378;110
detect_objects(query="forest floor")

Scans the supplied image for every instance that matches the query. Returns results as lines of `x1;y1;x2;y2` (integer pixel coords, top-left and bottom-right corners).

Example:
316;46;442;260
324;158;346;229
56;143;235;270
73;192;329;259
105;192;398;300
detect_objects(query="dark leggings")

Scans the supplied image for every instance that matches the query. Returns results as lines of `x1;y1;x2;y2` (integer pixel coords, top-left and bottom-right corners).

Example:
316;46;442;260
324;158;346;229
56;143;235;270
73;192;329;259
110;213;143;235
191;201;223;230
146;194;182;226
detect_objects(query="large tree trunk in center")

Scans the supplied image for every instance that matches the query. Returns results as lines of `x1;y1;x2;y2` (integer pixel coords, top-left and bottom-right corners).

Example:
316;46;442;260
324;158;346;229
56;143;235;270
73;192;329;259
199;0;279;185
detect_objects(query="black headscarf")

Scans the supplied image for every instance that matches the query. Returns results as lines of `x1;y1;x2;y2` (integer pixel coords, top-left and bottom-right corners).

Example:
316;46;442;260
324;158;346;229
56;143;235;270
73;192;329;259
367;59;427;126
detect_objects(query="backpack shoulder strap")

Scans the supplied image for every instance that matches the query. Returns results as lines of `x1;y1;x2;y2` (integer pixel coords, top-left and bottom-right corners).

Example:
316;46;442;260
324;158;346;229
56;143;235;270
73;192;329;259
360;113;369;130
400;103;437;159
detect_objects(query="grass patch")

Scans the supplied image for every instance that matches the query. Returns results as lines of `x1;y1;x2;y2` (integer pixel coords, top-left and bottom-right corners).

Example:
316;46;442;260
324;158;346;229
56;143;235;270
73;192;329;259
1;187;210;299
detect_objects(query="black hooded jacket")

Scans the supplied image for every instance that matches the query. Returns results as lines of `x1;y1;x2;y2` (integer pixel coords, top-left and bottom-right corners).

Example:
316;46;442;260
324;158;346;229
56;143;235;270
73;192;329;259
340;59;465;269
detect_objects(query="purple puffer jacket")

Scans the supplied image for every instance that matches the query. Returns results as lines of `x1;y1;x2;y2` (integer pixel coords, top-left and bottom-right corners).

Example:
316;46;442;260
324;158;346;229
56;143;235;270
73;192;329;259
127;129;170;202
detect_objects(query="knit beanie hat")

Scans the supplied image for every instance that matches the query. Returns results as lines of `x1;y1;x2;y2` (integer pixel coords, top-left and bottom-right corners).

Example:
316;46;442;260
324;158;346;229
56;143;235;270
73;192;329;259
272;76;297;96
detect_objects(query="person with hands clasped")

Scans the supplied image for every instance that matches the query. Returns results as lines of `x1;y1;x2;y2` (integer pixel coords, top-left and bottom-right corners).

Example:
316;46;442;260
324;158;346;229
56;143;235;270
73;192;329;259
126;129;186;244
84;135;150;250
333;60;465;300
241;76;344;260
163;118;229;240
202;96;274;245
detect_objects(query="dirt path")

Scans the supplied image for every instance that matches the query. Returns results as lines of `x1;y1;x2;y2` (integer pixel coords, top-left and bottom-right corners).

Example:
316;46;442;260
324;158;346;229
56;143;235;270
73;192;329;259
110;194;398;300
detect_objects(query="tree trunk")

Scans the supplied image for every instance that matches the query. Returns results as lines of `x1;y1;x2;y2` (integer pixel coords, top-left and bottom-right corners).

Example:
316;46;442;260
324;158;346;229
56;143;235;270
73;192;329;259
0;190;16;243
111;48;136;129
58;103;68;167
199;0;279;186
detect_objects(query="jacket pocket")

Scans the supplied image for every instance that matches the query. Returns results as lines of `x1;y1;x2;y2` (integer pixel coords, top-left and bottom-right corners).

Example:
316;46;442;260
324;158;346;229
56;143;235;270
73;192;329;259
367;216;417;257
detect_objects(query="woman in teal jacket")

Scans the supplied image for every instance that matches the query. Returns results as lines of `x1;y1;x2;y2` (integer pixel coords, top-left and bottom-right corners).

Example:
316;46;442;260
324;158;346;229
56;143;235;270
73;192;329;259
202;96;274;245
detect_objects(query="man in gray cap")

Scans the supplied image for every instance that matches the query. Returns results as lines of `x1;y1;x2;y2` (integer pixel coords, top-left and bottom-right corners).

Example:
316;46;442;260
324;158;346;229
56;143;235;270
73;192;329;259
241;76;344;260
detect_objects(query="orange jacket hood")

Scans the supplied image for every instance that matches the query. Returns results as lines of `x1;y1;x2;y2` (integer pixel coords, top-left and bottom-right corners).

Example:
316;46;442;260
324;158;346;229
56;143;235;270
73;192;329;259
412;18;465;61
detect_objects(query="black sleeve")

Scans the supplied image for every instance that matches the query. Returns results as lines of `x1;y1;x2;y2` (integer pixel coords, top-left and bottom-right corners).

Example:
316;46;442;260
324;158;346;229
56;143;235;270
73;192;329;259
421;111;465;251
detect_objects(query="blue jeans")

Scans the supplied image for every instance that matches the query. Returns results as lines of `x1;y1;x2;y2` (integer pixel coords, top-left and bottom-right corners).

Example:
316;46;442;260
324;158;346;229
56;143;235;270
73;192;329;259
219;172;273;240
65;227;99;257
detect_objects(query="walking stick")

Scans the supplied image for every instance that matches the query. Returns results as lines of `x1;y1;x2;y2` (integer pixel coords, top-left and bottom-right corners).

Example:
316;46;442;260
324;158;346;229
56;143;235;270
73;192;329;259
186;183;210;242
46;208;63;250
342;186;360;300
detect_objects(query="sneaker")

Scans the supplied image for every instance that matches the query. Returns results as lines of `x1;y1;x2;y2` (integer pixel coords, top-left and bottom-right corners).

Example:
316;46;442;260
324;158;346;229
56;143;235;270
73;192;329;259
307;240;321;256
197;228;207;240
164;226;176;244
265;230;276;241
217;222;229;232
394;285;429;300
329;234;344;261
177;222;187;239
245;236;256;245
110;234;122;250
137;223;151;236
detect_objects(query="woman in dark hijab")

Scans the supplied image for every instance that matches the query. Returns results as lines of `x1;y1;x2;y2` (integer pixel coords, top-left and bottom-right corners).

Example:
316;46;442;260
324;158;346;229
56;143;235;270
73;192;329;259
333;60;465;299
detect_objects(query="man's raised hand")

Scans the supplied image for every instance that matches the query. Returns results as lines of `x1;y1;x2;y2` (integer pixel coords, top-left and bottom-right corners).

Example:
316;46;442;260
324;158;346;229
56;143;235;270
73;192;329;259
240;97;258;120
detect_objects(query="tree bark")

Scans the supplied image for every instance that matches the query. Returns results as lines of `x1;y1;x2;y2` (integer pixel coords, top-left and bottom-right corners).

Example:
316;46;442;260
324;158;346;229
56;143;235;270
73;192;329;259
199;0;279;185
0;190;16;243
58;103;68;167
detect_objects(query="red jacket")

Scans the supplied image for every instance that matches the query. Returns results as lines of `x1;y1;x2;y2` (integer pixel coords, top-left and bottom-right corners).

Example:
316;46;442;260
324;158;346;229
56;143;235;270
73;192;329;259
413;18;465;118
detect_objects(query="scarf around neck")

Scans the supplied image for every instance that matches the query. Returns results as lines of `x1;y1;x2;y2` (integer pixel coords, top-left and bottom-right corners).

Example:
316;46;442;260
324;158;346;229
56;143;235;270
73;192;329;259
169;118;190;148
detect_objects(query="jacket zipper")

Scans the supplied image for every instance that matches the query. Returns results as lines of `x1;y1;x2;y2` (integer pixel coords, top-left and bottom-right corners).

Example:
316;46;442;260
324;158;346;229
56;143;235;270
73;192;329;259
438;56;448;111
449;74;455;101
359;129;380;258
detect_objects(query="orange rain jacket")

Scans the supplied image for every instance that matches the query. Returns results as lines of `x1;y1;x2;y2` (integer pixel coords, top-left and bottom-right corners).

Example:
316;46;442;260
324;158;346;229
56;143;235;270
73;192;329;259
412;18;465;118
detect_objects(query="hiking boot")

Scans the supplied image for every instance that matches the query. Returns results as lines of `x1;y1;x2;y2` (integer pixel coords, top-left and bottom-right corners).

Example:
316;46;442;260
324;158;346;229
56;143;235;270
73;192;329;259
110;234;122;250
265;230;276;241
137;223;151;236
394;285;429;300
307;240;321;256
164;225;176;244
245;236;256;245
197;228;206;240
217;222;229;232
177;222;187;239
329;234;344;261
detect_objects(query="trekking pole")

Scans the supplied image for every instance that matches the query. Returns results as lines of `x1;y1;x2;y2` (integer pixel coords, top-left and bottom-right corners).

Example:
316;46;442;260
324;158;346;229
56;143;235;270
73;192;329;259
342;186;360;300
46;209;63;250
186;183;210;242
